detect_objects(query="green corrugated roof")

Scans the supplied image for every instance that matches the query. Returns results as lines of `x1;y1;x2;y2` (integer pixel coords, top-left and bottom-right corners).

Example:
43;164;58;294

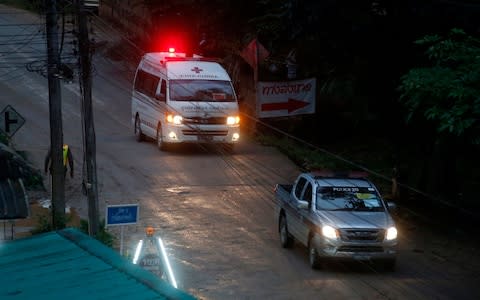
0;228;195;300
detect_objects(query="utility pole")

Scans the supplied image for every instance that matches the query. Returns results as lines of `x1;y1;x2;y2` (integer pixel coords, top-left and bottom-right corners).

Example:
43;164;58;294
46;0;66;229
76;0;99;236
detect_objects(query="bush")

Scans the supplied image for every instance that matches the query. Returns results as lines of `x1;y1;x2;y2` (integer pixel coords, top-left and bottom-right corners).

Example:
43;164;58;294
23;171;44;190
0;0;43;12
79;219;115;247
255;134;351;171
30;212;73;235
0;133;8;145
30;214;53;234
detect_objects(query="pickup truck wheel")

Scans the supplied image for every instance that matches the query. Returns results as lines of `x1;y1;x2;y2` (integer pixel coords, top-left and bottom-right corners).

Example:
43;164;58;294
134;115;145;142
279;215;294;248
309;240;322;269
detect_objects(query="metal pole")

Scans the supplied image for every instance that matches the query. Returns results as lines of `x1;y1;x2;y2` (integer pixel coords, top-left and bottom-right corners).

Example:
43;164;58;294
46;0;66;229
76;0;99;236
120;226;125;256
253;38;259;134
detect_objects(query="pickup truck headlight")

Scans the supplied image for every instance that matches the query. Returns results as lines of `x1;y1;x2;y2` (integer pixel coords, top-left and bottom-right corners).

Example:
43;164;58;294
226;116;240;125
166;114;183;125
322;225;338;239
386;227;398;240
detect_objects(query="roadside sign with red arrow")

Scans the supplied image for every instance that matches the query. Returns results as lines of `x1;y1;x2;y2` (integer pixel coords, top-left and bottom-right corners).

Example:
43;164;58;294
257;78;316;118
261;98;310;113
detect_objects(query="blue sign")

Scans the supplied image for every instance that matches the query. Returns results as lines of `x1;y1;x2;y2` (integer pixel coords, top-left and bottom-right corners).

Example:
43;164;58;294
106;204;139;226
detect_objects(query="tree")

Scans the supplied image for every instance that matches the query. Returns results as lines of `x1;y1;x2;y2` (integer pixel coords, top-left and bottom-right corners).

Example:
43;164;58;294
141;0;256;55
398;28;480;144
398;28;480;200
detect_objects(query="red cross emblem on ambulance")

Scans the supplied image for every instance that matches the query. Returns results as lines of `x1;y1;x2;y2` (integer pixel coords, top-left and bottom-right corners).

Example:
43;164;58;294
191;67;203;73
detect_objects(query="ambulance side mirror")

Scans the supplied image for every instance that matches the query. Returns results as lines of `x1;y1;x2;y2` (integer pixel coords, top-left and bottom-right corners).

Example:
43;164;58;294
155;94;166;102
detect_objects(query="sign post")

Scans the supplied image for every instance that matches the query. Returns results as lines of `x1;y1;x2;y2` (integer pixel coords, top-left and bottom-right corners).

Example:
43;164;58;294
105;204;139;256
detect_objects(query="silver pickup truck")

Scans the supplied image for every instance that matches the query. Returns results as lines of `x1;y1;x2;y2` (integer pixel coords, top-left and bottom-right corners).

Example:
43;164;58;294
274;171;398;270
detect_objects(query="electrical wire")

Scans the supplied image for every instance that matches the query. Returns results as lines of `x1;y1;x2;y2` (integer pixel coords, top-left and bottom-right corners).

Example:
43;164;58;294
86;2;480;232
1;4;474;297
87;18;480;300
82;13;424;298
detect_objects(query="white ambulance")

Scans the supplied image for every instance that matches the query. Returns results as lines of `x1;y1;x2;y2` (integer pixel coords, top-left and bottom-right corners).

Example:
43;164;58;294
131;50;240;151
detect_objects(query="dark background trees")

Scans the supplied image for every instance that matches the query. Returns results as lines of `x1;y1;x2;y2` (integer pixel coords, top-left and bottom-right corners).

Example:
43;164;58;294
138;0;480;210
243;0;479;208
10;0;478;214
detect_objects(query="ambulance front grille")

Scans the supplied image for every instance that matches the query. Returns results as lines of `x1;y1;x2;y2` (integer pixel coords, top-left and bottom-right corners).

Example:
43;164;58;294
182;130;228;136
183;117;226;125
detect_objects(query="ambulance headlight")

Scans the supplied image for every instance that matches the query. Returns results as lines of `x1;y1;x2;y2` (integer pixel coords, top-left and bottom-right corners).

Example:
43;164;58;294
227;116;240;125
167;114;183;125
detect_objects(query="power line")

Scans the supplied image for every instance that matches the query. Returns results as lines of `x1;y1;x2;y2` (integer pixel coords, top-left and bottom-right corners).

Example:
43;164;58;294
2;4;471;289
84;5;475;225
0;23;44;26
36;10;480;230
84;13;413;288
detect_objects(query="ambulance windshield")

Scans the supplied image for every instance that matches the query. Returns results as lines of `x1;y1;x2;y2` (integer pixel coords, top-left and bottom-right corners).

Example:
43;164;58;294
169;80;236;102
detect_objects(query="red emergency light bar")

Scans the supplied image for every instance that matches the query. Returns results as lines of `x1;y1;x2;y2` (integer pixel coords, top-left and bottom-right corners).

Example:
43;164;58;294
163;56;220;63
311;169;369;178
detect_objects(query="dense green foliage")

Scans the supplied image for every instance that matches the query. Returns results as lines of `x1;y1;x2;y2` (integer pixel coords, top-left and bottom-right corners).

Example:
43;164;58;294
0;132;8;145
0;0;34;9
398;29;480;143
30;214;53;234
241;1;479;209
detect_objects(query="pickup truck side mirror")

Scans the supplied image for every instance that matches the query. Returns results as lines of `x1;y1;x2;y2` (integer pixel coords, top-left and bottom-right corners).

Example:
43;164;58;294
387;201;397;211
297;200;309;210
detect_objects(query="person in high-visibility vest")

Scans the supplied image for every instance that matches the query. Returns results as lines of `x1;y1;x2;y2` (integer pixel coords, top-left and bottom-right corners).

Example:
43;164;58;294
44;144;74;178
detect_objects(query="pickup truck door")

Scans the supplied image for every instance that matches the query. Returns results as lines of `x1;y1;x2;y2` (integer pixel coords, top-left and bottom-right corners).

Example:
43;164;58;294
285;177;308;240
296;181;314;246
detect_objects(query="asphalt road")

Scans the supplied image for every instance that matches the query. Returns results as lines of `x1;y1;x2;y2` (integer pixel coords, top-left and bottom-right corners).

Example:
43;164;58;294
1;5;480;299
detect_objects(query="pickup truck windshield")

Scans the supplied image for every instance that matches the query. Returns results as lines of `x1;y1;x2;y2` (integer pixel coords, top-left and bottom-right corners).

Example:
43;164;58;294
316;187;385;212
169;80;236;102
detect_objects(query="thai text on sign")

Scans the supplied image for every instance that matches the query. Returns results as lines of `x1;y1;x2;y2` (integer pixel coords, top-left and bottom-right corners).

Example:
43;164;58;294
257;78;316;118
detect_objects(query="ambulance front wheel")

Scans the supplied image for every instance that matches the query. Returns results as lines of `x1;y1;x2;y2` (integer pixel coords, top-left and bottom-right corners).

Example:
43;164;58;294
135;115;145;142
156;124;168;151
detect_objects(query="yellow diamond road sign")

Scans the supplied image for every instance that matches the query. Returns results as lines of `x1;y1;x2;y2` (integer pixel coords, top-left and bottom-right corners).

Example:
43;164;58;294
0;105;25;138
